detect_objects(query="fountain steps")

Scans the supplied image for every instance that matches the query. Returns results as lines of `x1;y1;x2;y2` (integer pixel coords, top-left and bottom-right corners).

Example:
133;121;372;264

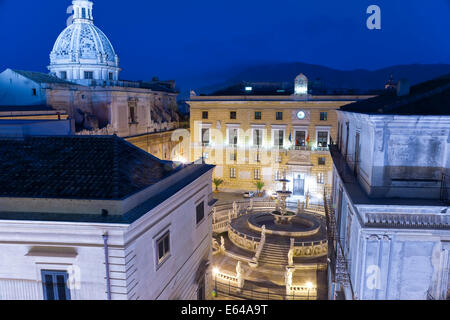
258;243;290;266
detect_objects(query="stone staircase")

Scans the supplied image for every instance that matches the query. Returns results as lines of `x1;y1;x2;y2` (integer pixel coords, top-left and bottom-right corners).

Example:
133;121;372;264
258;241;290;267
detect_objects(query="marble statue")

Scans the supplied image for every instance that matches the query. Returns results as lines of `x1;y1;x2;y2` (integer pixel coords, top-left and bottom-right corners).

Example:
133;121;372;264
288;248;294;266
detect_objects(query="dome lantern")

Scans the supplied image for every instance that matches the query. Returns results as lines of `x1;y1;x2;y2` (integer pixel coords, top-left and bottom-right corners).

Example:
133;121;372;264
72;0;94;23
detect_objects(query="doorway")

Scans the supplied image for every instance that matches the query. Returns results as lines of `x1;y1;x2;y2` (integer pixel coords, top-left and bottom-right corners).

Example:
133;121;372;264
293;173;305;196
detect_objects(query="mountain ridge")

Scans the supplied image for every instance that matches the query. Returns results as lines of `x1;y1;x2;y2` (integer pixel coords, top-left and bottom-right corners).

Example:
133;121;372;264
190;62;450;96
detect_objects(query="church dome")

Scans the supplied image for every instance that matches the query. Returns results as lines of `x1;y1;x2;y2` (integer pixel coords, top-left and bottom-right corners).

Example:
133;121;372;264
49;0;120;83
51;23;117;65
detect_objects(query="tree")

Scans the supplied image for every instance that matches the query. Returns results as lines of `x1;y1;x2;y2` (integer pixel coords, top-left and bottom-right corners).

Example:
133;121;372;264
213;178;224;192
254;181;265;196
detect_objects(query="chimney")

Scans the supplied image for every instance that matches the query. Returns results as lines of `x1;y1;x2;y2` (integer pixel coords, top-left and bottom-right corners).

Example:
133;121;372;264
397;79;410;97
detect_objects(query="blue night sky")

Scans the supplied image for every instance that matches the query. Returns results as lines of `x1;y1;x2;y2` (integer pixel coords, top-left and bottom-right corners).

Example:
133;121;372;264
0;0;449;88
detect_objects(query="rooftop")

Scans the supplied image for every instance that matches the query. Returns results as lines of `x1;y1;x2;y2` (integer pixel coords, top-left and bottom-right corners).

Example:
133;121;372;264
0;135;179;200
197;81;382;97
12;70;76;85
340;74;450;115
6;69;178;94
0;105;60;112
329;145;448;207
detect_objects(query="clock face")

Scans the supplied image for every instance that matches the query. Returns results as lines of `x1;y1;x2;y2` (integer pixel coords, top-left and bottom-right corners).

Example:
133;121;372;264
297;111;306;120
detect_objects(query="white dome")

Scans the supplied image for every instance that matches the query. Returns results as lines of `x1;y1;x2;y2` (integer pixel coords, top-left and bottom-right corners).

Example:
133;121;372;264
49;1;120;83
51;23;117;65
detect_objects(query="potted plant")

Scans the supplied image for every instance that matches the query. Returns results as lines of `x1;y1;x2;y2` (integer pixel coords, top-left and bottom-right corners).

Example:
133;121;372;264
213;178;224;193
254;181;265;197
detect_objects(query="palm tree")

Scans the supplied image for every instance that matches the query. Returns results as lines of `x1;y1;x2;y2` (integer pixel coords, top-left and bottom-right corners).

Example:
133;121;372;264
213;178;224;192
254;181;265;197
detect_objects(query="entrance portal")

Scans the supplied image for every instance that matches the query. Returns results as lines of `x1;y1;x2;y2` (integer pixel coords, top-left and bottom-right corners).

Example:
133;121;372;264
293;174;305;196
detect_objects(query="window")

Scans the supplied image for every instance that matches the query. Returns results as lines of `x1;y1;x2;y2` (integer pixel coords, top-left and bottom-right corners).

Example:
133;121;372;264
230;167;236;179
129;106;137;123
197;279;206;300
295;131;306;147
201;128;210;146
228;128;238;146
317;173;325;184
254;152;261;163
108;72;114;81
32;88;37;96
202;111;208;120
273;130;284;148
230;151;237;161
230;111;237;120
60;71;67;80
84;71;94;79
276;112;283;121
275;170;282;181
275;154;282;163
196;201;205;225
318;157;326;165
320;112;328;121
41;270;71;301
253;129;263;147
254;169;261;180
317;131;329;148
202;152;209;160
255;112;262;120
157;232;170;263
82;7;87;19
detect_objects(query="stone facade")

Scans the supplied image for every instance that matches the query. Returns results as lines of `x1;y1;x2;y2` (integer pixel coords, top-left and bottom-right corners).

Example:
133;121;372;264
0;137;215;300
189;92;371;201
329;109;450;300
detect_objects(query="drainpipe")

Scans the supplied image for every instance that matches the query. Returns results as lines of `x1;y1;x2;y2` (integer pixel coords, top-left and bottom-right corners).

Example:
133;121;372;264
103;233;112;300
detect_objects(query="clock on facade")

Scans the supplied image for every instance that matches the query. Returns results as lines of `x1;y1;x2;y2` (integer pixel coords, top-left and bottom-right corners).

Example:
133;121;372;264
297;111;306;120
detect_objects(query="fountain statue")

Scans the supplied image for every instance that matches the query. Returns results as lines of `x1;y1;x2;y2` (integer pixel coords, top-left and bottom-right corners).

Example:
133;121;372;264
272;173;295;224
288;248;294;266
285;268;293;287
305;191;310;209
236;261;245;290
232;201;238;217
220;236;226;252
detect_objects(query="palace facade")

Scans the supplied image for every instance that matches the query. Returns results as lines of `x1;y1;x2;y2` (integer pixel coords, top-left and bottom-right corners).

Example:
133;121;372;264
189;75;373;201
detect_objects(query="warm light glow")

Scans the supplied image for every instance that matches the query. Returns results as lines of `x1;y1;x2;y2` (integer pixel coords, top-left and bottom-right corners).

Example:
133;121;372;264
174;156;187;164
306;281;313;289
212;267;220;275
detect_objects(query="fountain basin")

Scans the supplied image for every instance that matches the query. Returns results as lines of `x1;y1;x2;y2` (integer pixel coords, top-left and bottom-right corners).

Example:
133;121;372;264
247;213;321;237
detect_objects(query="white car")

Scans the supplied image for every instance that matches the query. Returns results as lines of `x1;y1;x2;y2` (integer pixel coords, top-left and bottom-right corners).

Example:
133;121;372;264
243;191;255;198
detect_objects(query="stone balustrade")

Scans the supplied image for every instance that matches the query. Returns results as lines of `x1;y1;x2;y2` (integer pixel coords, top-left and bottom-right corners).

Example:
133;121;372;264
213;271;239;287
228;225;260;252
286;285;318;299
364;212;450;229
292;240;328;258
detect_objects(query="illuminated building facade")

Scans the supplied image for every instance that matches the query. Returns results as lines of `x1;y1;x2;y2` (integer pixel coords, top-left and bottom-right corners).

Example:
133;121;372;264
189;75;373;202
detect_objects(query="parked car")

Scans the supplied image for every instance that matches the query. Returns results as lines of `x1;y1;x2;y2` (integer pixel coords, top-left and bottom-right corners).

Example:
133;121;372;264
243;191;255;198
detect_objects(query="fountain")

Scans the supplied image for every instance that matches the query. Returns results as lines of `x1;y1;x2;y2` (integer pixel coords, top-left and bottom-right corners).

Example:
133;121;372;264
272;175;295;225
